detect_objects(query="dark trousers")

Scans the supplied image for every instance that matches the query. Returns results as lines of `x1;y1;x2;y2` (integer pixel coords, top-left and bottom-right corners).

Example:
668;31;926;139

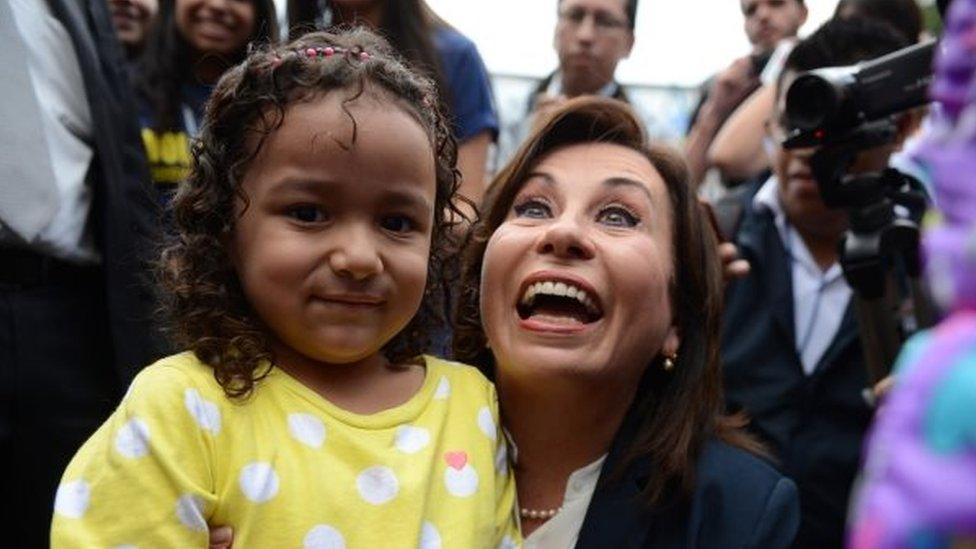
1;266;123;548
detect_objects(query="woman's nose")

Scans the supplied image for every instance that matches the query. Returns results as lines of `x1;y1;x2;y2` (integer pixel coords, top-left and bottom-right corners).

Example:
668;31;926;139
328;225;384;281
535;217;595;260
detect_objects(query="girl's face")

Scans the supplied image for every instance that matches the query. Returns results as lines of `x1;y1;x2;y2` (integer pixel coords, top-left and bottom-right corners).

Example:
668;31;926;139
109;0;159;48
175;0;256;56
232;92;436;367
480;142;680;385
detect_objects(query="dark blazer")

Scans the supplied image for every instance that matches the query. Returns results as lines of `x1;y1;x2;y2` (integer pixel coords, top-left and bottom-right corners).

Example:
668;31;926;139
47;0;166;382
577;428;799;549
720;180;874;548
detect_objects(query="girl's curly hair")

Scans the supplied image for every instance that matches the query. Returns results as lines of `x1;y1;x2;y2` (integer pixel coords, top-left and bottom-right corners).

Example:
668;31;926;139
158;28;463;398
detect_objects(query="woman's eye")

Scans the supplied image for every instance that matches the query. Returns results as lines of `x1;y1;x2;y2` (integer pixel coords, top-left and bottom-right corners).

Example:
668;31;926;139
380;215;415;234
287;205;327;223
598;206;639;228
513;199;552;219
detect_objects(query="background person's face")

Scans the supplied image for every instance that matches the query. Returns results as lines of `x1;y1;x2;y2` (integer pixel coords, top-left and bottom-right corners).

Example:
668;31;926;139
480;142;679;386
768;71;898;241
554;0;634;95
108;0;159;49
740;0;807;52
175;0;256;56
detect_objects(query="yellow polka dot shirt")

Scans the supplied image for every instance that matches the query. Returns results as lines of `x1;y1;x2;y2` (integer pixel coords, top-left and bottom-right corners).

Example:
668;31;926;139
51;352;521;548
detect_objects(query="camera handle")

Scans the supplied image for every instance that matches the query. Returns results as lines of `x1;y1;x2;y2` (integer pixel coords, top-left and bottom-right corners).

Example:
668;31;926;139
808;128;936;389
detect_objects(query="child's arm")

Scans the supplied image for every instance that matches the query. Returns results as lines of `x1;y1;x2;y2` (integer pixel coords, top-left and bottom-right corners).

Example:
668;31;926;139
489;384;522;547
51;363;218;548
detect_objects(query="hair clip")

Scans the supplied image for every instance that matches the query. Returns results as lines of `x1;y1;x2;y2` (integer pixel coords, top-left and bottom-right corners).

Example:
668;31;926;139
293;46;371;61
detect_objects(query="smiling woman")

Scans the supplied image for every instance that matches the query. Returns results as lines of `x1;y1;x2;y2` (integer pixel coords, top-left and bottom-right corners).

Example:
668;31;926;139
134;0;278;195
454;96;801;547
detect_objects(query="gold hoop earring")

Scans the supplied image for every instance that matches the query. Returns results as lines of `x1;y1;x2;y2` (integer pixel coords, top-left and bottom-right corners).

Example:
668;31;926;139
663;354;677;371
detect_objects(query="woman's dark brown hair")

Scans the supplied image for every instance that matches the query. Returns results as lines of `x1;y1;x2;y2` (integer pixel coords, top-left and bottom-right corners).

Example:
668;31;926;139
159;28;462;398
453;96;761;506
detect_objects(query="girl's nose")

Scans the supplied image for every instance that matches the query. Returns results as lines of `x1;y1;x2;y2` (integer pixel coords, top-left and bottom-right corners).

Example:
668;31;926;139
328;225;384;281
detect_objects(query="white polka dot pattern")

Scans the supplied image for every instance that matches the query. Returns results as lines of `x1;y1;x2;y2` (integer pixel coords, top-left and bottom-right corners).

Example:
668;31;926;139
54;480;90;519
175;494;207;532
184;388;221;434
419;521;442;549
288;413;326;448
434;376;450;400
477;406;497;440
356;466;399;505
239;462;280;503
114;418;151;459
303;524;345;549
394;425;430;454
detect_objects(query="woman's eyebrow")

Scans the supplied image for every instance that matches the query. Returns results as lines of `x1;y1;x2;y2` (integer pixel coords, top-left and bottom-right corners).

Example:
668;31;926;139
603;177;656;204
523;171;557;185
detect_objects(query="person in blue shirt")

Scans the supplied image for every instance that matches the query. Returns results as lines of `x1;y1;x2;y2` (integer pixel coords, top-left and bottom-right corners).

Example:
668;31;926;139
287;0;498;207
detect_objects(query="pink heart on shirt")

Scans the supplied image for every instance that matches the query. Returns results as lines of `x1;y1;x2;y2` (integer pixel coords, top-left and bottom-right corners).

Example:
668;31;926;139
444;451;468;470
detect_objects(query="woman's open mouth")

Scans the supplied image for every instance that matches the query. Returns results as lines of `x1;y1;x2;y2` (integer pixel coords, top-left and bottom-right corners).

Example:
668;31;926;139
516;279;603;327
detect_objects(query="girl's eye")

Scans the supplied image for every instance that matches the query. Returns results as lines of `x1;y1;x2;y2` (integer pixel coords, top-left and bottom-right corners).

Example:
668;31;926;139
597;206;640;228
513;199;552;219
380;215;415;234
288;205;328;223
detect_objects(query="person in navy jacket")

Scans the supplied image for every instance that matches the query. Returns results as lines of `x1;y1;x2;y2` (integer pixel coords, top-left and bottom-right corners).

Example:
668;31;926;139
719;19;919;548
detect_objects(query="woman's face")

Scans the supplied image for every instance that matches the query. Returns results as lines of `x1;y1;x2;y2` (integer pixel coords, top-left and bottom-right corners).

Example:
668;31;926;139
480;142;680;385
175;0;256;56
108;0;159;49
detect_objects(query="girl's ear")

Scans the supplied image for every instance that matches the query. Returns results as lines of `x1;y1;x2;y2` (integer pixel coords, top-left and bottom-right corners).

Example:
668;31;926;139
662;325;680;357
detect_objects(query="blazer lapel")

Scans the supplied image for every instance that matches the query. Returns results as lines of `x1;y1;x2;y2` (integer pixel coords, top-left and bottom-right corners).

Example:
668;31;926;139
737;207;796;346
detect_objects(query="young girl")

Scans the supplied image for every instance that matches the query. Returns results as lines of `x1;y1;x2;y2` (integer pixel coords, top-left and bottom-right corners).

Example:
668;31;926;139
51;29;519;548
135;0;278;193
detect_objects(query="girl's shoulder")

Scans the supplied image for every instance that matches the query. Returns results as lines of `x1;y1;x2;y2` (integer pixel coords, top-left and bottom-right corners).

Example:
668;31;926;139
123;351;226;409
422;355;497;399
423;355;492;383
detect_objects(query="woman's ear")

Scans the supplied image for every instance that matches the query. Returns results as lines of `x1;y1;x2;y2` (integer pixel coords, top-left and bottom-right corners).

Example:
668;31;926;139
662;325;680;357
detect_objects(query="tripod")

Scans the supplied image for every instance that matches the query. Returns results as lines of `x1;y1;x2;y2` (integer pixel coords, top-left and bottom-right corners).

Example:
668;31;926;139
802;120;936;387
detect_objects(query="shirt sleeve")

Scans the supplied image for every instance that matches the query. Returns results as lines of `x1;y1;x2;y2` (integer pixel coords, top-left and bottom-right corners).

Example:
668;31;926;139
438;29;499;143
488;383;522;547
51;364;218;548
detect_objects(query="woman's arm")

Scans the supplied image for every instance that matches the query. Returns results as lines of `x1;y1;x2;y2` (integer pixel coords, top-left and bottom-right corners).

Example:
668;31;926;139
707;84;776;181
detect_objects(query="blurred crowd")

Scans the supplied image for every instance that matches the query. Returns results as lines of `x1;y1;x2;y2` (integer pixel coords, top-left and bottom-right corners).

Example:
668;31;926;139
2;0;974;547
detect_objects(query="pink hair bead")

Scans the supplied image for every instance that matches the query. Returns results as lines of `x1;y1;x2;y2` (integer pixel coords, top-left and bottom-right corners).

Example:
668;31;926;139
359;51;370;60
305;48;317;58
323;47;335;57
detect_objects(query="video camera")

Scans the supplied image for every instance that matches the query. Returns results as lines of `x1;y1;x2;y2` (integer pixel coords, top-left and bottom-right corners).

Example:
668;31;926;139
783;40;936;146
778;40;939;386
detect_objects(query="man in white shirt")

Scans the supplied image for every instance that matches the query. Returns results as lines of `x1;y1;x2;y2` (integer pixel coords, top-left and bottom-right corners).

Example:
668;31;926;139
0;0;164;544
718;18;918;549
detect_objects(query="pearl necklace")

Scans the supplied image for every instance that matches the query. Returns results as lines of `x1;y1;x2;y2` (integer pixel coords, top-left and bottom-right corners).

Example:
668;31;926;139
520;506;562;520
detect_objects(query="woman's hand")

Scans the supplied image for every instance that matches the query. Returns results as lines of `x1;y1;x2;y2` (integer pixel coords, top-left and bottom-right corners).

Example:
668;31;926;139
209;526;233;549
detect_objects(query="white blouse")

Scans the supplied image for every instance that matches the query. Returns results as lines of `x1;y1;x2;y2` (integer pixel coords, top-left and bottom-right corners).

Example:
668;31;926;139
522;454;608;549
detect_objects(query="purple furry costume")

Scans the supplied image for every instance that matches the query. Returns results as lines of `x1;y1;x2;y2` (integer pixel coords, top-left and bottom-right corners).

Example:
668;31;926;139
849;1;976;547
